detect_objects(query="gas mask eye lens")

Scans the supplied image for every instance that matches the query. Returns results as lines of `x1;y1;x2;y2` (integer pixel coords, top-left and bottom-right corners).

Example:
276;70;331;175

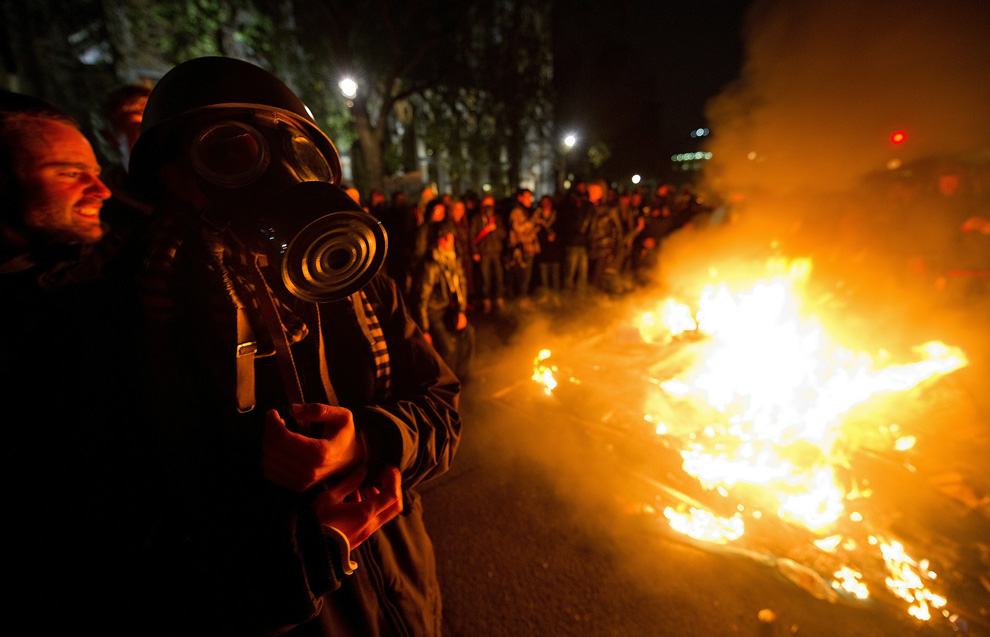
287;134;332;182
191;121;270;188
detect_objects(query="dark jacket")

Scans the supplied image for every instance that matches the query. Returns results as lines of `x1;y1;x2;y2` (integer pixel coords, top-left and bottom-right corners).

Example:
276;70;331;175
416;250;467;332
534;208;562;263
141;216;461;636
1;243;152;634
469;208;505;257
557;197;594;248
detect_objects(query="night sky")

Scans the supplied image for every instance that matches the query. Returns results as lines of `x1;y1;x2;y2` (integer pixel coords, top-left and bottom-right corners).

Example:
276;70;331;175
553;0;753;181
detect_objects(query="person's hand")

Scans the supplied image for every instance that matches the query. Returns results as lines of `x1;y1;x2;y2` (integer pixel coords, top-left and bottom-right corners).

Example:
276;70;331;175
422;332;433;346
486;220;497;232
313;467;403;548
455;311;468;331
262;404;364;493
472;253;481;262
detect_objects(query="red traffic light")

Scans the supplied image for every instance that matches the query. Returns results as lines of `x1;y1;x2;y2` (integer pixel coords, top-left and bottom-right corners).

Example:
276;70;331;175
890;130;907;144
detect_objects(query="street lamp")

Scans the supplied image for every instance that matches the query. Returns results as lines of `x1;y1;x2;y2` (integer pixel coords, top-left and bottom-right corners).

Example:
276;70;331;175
338;77;358;99
631;174;642;185
559;132;578;189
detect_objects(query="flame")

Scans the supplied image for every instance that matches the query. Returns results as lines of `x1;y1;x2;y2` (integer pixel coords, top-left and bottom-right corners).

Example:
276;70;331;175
532;348;559;396
832;566;870;600
631;257;966;620
663;506;744;544
877;538;947;622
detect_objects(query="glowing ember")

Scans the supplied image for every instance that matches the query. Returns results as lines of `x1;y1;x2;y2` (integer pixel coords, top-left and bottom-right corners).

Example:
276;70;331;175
894;435;917;452
632;257;967;620
832;566;870;600
532;349;559;396
813;534;843;553
878;538;947;621
663;506;744;544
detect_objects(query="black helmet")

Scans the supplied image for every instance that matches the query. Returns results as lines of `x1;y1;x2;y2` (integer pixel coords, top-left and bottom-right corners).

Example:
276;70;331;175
129;56;341;189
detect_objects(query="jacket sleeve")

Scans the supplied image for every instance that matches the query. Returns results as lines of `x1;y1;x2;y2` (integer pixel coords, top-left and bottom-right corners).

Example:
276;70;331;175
357;275;462;491
415;261;439;332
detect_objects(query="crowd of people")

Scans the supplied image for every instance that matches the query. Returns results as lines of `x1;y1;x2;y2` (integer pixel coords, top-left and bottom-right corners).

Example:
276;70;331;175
344;179;710;377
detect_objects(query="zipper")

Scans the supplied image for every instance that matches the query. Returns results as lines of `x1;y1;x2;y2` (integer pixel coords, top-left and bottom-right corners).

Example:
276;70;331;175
359;541;411;637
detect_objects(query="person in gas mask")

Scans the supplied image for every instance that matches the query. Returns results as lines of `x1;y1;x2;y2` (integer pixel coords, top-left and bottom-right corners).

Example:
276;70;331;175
128;57;461;636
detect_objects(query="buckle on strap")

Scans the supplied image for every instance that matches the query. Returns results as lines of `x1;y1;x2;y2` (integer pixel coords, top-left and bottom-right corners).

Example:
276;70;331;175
237;341;258;357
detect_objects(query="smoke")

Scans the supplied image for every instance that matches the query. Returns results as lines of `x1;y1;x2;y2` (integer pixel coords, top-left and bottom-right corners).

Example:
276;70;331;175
671;0;990;364
705;0;990;196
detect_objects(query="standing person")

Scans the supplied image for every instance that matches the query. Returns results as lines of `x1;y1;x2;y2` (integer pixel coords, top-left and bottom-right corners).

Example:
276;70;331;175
470;193;505;313
534;194;562;303
99;83;151;172
415;184;437;226
368;189;387;217
127;57;461;636
507;188;539;304
559;181;594;294
588;183;623;292
449;198;473;301
381;190;417;296
414;198;446;266
96;84;154;242
0;91;149;631
416;221;473;380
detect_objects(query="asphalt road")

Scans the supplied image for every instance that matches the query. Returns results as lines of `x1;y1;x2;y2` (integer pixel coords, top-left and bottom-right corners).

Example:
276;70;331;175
419;318;985;637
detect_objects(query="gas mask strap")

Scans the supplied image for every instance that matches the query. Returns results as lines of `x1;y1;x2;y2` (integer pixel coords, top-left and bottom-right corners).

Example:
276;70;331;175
244;253;306;407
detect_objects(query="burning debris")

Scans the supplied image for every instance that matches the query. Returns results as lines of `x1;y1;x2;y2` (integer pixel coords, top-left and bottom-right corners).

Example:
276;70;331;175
527;256;979;628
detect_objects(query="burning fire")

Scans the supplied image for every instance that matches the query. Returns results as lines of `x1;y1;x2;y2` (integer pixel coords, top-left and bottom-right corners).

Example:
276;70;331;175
532;256;969;623
532;348;558;396
636;258;965;620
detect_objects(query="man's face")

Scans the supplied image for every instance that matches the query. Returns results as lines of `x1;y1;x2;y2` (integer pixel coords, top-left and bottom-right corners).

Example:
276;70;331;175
451;201;466;221
519;191;533;208
481;195;495;209
430;204;446;222
588;184;603;204
17;119;111;244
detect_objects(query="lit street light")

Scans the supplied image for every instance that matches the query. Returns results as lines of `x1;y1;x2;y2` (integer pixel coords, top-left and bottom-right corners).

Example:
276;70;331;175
559;131;578;189
631;174;642;185
338;77;358;99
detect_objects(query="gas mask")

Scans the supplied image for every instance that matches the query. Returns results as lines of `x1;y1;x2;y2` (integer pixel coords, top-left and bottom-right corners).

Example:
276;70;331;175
184;109;386;302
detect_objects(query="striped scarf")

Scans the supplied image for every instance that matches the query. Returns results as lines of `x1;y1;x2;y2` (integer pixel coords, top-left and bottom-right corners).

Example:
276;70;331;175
353;290;391;397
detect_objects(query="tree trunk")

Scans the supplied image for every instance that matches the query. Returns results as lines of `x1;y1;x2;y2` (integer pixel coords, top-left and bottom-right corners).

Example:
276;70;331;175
352;98;385;191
